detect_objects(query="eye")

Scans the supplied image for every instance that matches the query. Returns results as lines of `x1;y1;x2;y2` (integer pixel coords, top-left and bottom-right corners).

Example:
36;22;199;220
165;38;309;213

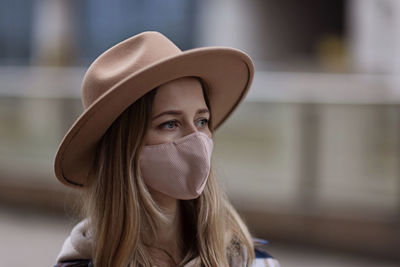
196;118;209;128
159;120;178;130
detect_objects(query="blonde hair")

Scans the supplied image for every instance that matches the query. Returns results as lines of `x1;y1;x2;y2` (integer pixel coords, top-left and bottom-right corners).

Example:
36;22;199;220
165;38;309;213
80;77;255;266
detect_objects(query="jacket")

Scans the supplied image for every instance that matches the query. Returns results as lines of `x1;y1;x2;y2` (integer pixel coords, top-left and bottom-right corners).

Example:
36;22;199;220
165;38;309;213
54;220;280;267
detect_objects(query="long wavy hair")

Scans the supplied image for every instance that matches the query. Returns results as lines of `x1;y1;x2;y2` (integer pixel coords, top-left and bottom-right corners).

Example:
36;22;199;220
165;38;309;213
79;77;255;266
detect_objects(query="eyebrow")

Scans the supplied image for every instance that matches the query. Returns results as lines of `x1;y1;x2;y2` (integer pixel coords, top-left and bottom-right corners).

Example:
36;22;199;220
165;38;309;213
152;108;209;121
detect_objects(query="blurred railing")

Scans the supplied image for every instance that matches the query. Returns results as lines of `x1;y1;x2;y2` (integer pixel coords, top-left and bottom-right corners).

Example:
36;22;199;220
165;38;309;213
0;66;399;260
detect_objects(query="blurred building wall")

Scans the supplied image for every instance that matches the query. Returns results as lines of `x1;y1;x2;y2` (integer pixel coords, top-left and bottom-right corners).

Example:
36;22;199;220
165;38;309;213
348;0;400;74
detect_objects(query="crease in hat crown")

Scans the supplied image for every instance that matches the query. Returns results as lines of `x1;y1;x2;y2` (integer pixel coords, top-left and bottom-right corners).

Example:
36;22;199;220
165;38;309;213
81;31;182;109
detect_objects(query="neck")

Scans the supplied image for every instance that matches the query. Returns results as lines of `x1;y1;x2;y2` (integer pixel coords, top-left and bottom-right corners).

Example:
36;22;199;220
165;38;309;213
148;188;184;263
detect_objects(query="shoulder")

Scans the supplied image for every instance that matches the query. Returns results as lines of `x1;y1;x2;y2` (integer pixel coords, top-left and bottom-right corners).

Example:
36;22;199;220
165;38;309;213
54;219;93;266
53;259;93;267
250;238;281;267
228;236;280;267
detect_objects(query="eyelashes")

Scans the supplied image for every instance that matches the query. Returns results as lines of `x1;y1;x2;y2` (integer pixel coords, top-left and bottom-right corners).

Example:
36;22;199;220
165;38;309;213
158;118;209;131
197;118;209;127
159;120;178;130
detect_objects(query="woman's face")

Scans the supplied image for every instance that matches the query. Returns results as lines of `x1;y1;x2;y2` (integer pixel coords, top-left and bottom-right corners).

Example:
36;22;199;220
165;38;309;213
145;76;212;145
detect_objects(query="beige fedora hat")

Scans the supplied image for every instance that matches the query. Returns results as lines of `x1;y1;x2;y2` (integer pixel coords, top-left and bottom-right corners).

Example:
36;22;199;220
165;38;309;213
54;31;254;188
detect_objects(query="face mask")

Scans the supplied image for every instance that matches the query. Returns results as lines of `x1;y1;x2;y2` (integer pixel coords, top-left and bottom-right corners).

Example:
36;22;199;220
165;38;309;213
139;131;213;200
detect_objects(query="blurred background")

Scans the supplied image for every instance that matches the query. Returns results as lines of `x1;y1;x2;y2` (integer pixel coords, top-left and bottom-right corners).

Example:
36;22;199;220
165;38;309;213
1;0;400;266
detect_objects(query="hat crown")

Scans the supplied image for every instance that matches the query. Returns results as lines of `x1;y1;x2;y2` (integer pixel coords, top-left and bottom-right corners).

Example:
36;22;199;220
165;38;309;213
81;31;181;109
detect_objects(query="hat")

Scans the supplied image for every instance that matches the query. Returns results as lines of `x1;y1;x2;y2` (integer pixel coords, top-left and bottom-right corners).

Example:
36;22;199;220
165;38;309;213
54;31;254;188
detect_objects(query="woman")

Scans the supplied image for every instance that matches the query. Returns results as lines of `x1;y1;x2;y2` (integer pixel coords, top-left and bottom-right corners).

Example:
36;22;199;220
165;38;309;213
53;31;280;267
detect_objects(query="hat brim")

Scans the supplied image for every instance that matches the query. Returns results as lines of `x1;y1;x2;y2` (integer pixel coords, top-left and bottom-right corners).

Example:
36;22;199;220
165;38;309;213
54;46;254;188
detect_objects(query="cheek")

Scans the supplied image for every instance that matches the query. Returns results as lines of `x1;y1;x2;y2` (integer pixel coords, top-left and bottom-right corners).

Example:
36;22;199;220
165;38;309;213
144;128;177;145
202;127;212;138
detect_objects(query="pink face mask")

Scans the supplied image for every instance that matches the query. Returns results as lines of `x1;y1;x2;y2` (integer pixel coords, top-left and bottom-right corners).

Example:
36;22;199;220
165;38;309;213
139;131;213;200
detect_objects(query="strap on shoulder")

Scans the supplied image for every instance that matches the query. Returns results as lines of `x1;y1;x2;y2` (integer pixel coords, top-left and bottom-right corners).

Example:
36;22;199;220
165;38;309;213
254;246;274;259
253;237;275;259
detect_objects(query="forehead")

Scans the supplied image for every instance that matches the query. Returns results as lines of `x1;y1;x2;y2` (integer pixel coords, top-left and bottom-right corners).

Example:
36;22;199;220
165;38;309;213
152;77;207;111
